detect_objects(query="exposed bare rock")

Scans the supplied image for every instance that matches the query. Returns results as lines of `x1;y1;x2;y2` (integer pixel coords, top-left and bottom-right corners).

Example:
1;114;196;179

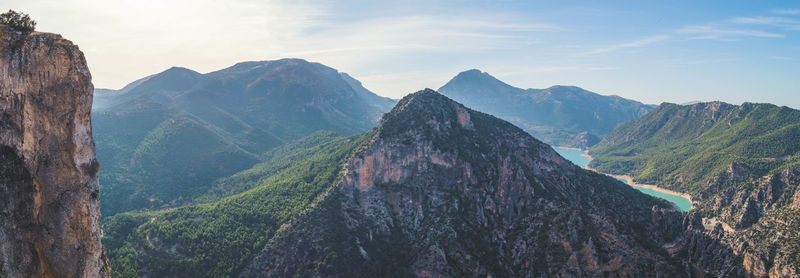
242;89;684;277
0;25;109;278
727;162;751;179
675;166;800;277
675;213;743;277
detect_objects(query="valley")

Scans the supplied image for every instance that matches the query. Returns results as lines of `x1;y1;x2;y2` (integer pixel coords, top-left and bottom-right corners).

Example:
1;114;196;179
554;147;693;212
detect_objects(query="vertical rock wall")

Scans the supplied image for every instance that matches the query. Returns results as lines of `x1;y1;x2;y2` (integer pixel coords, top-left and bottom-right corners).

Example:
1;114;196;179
0;25;109;278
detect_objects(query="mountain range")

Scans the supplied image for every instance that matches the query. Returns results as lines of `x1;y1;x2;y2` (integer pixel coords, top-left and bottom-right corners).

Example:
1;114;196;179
93;58;395;216
94;62;800;277
438;69;655;148
103;89;684;277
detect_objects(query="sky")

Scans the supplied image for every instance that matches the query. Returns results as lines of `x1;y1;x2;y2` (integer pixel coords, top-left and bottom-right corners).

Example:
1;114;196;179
7;0;800;108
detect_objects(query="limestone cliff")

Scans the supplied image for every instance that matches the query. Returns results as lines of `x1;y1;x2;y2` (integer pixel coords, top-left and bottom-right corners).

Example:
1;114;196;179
242;89;684;277
0;25;109;277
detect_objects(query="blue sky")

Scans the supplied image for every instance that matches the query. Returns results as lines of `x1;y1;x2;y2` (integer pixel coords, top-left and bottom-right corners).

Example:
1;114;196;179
9;0;800;108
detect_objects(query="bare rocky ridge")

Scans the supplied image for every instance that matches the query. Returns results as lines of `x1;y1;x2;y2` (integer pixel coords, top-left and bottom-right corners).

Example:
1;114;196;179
242;89;684;277
0;25;109;277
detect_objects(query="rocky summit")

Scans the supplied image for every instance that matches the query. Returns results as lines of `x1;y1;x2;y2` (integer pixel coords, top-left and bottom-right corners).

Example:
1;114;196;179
0;25;109;277
242;89;684;277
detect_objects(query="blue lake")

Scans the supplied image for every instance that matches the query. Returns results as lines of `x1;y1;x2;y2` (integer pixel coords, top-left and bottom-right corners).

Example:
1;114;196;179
553;147;591;168
554;147;691;212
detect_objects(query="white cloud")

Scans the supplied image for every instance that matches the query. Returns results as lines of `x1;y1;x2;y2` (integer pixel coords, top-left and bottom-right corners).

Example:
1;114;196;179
734;16;800;31
677;25;784;39
7;0;327;89
6;0;560;91
583;35;670;55
769;56;798;61
498;66;619;76
773;9;800;15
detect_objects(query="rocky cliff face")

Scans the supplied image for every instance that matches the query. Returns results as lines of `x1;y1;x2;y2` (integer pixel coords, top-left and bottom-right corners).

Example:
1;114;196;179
677;166;800;278
242;89;684;277
0;25;109;277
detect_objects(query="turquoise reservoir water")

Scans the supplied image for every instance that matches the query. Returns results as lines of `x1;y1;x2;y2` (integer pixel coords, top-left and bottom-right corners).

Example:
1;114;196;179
553;147;591;168
554;147;691;212
617;179;692;212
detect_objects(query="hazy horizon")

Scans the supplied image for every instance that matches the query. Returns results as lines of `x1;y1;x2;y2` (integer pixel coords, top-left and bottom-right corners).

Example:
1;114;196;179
7;0;800;108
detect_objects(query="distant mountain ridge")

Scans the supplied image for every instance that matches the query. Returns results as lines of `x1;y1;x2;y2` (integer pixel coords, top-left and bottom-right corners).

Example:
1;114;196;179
438;69;655;148
93;58;396;216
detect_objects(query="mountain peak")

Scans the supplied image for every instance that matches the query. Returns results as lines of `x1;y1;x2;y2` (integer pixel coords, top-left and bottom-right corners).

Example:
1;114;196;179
456;68;485;77
152;66;201;81
226;58;312;71
450;69;507;85
439;69;520;101
377;88;482;140
244;87;683;277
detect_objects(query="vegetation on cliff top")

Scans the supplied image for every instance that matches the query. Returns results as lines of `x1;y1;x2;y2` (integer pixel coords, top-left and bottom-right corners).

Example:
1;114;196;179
0;10;36;32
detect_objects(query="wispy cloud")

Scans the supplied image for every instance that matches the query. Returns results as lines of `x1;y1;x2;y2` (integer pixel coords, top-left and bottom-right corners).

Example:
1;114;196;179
584;35;670;55
773;9;800;15
734;16;800;31
272;13;562;97
677;25;784;39
582;10;795;57
661;58;740;68
274;14;559;68
497;65;619;77
769;56;798;61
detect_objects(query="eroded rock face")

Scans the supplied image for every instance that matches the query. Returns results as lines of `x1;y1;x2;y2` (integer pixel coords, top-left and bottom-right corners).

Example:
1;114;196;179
0;26;109;278
243;89;684;277
677;166;800;277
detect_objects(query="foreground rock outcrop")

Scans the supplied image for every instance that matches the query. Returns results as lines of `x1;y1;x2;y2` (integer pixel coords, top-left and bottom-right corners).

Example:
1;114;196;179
0;25;109;277
243;89;684;277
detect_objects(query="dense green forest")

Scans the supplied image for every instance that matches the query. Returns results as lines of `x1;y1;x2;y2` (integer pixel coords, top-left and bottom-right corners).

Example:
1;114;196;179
93;59;395;217
590;102;800;194
102;131;371;278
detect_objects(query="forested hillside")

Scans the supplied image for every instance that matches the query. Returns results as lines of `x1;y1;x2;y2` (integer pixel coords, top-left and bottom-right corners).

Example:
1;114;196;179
93;59;395;216
589;101;800;276
102;131;370;277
